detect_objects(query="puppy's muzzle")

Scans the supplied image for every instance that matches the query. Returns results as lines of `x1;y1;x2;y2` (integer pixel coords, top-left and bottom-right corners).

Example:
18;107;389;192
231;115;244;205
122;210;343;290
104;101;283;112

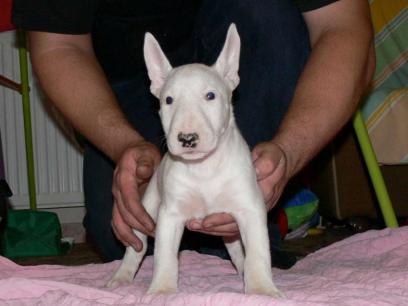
177;132;199;148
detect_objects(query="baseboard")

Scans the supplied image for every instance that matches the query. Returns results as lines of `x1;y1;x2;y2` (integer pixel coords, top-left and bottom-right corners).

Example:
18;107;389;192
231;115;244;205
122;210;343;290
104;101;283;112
42;206;85;223
9;193;84;210
61;222;86;243
42;206;86;243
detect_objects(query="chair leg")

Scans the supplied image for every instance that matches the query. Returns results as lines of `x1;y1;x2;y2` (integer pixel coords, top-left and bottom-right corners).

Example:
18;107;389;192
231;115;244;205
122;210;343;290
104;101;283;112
353;110;398;228
18;30;37;211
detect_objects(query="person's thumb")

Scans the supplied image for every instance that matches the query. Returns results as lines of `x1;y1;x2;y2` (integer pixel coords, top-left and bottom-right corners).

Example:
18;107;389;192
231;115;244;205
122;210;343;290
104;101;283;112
136;157;155;181
253;151;278;181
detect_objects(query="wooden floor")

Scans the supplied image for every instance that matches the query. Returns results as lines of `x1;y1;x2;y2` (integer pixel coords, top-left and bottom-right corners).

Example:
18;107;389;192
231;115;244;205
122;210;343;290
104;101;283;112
14;242;104;266
282;226;354;257
12;226;355;267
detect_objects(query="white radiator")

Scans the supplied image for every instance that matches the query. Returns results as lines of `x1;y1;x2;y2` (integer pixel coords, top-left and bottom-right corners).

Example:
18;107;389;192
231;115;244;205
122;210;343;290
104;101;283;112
0;31;84;211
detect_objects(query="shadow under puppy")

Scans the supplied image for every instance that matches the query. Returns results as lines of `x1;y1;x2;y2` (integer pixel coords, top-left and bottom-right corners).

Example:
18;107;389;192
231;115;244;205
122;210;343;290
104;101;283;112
107;23;283;298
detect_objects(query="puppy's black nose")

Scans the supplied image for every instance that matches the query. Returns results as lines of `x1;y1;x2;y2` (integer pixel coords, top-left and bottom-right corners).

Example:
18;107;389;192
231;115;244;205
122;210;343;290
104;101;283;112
177;132;199;148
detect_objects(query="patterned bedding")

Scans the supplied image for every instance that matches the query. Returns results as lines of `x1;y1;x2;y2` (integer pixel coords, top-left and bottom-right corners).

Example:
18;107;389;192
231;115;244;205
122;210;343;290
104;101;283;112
362;0;408;164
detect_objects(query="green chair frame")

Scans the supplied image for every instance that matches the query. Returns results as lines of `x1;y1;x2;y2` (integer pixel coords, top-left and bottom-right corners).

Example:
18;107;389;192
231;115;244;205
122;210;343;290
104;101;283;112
0;30;37;211
353;110;398;227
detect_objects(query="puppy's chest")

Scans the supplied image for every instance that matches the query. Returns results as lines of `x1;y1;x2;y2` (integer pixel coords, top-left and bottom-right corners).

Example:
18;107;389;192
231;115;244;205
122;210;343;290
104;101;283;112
163;174;236;219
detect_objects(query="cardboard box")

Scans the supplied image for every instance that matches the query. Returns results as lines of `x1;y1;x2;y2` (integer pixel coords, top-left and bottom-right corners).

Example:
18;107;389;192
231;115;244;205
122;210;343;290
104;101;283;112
311;124;408;220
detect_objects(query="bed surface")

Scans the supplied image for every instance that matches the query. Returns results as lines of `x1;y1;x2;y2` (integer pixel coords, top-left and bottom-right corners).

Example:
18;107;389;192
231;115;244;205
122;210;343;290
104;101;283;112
0;226;407;305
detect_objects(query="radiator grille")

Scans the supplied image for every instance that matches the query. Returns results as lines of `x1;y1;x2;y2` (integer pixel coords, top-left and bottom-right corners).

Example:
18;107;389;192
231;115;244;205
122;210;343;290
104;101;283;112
0;31;84;209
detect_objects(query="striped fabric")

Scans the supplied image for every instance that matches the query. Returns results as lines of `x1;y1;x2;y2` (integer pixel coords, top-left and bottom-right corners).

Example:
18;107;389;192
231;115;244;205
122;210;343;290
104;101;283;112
361;0;408;164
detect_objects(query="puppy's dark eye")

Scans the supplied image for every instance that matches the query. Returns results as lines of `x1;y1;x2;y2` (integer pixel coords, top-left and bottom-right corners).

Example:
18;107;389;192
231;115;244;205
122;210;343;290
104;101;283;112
165;96;173;105
205;91;216;101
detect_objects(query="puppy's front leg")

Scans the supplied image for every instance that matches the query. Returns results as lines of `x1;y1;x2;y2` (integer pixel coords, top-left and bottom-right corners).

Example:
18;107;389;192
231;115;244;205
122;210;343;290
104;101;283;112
234;204;283;298
107;172;161;288
147;206;185;294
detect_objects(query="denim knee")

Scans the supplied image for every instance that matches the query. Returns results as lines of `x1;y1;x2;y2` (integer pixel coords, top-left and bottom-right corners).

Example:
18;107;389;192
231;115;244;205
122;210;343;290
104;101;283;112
82;143;125;261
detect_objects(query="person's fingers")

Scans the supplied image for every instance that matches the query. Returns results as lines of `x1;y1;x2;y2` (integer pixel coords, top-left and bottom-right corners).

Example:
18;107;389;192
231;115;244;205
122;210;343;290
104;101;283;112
138;180;149;198
186;214;239;237
112;186;138;228
125;198;155;233
192;229;240;237
265;186;283;211
112;187;155;236
115;200;153;236
201;222;239;234
111;224;129;247
111;204;143;251
257;177;273;202
251;144;262;162
201;213;236;228
115;170;155;232
186;219;203;230
110;142;160;249
187;218;239;233
252;142;287;181
117;225;143;251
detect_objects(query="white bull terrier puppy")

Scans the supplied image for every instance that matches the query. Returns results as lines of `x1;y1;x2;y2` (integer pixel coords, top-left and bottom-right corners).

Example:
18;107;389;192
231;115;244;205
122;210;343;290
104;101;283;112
107;23;282;297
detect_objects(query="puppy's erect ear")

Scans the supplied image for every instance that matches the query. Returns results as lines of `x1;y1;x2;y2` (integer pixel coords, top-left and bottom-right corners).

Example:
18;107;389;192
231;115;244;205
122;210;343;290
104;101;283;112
144;32;173;98
213;23;241;90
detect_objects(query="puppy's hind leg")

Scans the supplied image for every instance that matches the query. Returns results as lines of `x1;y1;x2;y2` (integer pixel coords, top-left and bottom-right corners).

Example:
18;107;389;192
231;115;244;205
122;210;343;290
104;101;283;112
106;172;161;288
233;206;284;298
223;236;244;275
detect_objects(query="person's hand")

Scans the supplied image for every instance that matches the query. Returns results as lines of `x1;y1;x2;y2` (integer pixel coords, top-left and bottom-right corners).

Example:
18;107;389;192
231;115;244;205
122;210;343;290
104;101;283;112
252;141;291;211
186;141;289;237
185;141;291;238
111;141;161;251
186;213;240;237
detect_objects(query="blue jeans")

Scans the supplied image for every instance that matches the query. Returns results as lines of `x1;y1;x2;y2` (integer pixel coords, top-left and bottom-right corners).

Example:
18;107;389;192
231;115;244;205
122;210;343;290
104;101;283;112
83;0;310;262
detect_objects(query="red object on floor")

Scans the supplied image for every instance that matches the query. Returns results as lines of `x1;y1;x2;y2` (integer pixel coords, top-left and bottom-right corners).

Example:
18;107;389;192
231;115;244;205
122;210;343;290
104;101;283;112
0;0;15;32
277;209;288;238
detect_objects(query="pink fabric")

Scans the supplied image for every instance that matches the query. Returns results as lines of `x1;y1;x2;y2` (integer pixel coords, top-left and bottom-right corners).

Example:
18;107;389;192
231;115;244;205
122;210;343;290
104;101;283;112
0;227;407;305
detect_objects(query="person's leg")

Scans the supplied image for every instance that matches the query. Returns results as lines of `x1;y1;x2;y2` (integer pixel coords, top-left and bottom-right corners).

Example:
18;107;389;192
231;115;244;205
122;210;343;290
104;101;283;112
83;143;122;261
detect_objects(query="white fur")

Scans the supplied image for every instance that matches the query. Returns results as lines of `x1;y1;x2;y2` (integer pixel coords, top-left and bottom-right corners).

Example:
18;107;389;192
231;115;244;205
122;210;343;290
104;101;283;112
107;24;282;298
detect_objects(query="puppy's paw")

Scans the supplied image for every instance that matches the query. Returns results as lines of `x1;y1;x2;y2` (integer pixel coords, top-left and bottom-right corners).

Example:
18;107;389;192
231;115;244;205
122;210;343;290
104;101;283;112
147;284;177;295
247;285;285;298
106;271;134;288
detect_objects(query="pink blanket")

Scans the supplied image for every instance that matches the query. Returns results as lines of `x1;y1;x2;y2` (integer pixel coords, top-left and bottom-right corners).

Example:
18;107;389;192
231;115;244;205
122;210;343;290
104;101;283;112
1;227;407;305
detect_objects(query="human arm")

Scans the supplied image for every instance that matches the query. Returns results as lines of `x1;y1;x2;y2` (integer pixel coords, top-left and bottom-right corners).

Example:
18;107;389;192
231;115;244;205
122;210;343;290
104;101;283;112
28;32;161;250
188;0;375;235
29;32;144;161
254;0;375;210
